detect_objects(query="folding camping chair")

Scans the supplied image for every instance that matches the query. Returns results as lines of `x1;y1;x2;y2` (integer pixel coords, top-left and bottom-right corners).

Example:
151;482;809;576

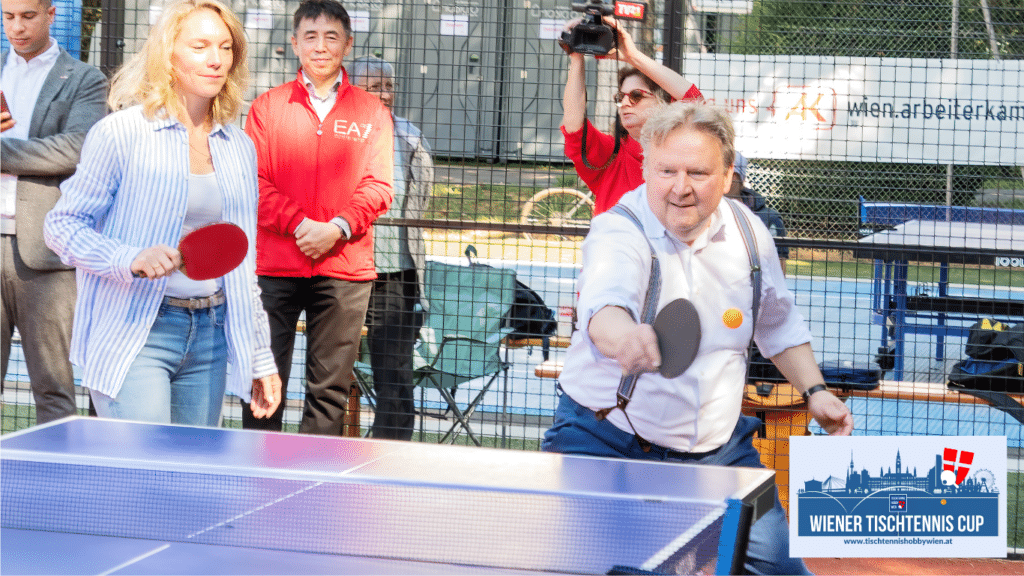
414;260;516;445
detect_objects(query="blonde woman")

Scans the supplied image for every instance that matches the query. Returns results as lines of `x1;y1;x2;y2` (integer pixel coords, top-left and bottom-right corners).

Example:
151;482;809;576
44;0;280;425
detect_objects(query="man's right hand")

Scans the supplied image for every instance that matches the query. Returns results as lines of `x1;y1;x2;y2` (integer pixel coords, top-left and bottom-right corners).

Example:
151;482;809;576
615;322;662;375
0;111;15;132
295;219;343;259
589;306;662;375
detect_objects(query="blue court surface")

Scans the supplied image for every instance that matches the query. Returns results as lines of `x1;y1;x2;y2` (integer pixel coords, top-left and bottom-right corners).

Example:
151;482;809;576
1;417;777;575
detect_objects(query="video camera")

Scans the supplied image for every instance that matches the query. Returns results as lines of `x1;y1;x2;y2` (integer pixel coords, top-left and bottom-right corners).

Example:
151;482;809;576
559;0;648;56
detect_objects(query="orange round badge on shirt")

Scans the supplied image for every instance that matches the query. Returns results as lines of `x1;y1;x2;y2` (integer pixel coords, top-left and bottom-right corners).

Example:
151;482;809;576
723;308;743;329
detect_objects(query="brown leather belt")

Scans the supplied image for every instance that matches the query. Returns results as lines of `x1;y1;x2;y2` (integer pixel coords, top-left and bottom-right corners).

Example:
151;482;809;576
163;289;226;310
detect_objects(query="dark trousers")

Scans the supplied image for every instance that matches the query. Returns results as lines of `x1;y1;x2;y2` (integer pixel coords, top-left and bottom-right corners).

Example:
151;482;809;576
240;275;370;435
366;268;421;440
1;235;77;424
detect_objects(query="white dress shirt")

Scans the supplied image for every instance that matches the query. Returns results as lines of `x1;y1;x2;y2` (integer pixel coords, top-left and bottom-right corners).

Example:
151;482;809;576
1;40;60;234
559;184;812;453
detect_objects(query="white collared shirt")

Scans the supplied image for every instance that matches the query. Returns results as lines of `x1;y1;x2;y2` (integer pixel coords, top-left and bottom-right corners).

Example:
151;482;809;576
559;184;811;453
1;40;61;233
302;70;342;122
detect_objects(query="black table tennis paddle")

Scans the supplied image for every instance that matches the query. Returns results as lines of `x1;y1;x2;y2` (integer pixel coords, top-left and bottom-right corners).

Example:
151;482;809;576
652;298;702;379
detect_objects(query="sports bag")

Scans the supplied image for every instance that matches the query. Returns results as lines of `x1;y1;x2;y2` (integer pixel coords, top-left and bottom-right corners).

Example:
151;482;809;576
963;319;1024;361
505;279;557;353
818;360;882;391
947;357;1024;393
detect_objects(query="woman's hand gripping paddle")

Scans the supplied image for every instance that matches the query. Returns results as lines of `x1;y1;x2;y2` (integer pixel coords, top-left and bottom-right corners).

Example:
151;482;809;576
652;298;702;379
133;222;248;280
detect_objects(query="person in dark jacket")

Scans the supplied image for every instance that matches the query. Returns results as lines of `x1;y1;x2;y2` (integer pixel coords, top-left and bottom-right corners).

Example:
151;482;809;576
727;153;788;272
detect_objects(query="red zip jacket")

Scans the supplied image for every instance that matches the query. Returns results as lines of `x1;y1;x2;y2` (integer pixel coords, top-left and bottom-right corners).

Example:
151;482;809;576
246;69;394;280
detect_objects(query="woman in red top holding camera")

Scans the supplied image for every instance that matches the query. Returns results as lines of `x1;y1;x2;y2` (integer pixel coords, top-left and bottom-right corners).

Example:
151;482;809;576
561;17;703;215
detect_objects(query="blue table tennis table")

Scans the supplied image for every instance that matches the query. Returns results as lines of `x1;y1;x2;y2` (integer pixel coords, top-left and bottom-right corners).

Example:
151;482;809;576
1;417;777;575
855;218;1024;380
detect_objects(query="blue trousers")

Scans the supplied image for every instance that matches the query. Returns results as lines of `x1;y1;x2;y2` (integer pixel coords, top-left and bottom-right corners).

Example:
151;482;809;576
542;393;810;576
91;302;227;426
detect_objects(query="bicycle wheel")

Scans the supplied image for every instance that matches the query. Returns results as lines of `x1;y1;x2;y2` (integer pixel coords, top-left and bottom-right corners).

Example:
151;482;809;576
520;188;594;240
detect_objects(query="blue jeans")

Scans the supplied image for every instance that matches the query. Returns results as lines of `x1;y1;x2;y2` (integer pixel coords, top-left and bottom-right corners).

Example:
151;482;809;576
91;302;227;426
543;393;811;576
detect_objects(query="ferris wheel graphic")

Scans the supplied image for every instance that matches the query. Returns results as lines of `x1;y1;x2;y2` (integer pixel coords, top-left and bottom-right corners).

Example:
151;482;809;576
972;469;998;492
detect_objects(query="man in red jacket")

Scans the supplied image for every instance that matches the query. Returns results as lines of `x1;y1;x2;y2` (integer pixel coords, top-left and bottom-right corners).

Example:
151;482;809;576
243;0;394;435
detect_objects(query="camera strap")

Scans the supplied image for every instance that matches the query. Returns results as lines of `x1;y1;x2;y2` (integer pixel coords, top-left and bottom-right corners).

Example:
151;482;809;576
580;119;621;171
578;26;622;172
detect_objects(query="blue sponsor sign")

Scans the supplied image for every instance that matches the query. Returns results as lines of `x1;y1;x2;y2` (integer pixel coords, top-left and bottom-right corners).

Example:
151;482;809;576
790;436;1007;558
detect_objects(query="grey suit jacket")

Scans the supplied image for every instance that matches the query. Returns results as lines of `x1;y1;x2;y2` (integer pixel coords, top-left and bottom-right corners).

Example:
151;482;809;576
1;47;107;270
394;117;433;310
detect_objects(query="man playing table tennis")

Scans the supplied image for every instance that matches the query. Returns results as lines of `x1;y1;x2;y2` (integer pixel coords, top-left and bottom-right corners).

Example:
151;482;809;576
543;102;853;576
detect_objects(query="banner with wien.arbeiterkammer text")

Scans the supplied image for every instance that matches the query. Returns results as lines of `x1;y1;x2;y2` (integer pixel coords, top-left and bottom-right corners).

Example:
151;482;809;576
681;55;1023;166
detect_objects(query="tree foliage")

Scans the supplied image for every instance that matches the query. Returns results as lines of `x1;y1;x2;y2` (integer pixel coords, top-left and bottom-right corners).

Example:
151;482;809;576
722;0;1022;212
733;0;1023;59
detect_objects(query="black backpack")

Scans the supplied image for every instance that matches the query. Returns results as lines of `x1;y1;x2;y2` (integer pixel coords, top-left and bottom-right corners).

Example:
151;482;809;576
948;357;1024;393
963;319;1024;361
951;319;1024;393
947;319;1024;424
505;279;557;356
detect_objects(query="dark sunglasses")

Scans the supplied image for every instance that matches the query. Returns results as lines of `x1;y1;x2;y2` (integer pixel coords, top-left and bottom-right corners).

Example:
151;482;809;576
613;89;654;106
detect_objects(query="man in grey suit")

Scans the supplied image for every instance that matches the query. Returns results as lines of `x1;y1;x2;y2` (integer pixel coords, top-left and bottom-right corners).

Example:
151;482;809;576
1;0;107;423
351;55;433;440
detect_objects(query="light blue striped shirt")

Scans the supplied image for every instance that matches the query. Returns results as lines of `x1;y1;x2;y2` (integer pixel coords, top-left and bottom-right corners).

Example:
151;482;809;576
44;106;276;401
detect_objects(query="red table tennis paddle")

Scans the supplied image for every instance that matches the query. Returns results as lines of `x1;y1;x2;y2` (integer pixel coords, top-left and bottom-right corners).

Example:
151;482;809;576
177;221;248;280
652;298;702;379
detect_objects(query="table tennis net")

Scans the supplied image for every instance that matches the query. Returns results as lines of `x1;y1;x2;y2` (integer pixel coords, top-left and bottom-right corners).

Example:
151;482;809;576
2;458;728;575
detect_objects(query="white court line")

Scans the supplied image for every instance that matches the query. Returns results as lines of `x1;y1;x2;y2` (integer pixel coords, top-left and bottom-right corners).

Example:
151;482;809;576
640;506;725;572
186;447;407;540
97;543;170;575
186;482;325;540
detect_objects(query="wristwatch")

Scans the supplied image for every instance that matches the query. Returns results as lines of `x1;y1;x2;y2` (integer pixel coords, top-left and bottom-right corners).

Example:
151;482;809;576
801;384;829;402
